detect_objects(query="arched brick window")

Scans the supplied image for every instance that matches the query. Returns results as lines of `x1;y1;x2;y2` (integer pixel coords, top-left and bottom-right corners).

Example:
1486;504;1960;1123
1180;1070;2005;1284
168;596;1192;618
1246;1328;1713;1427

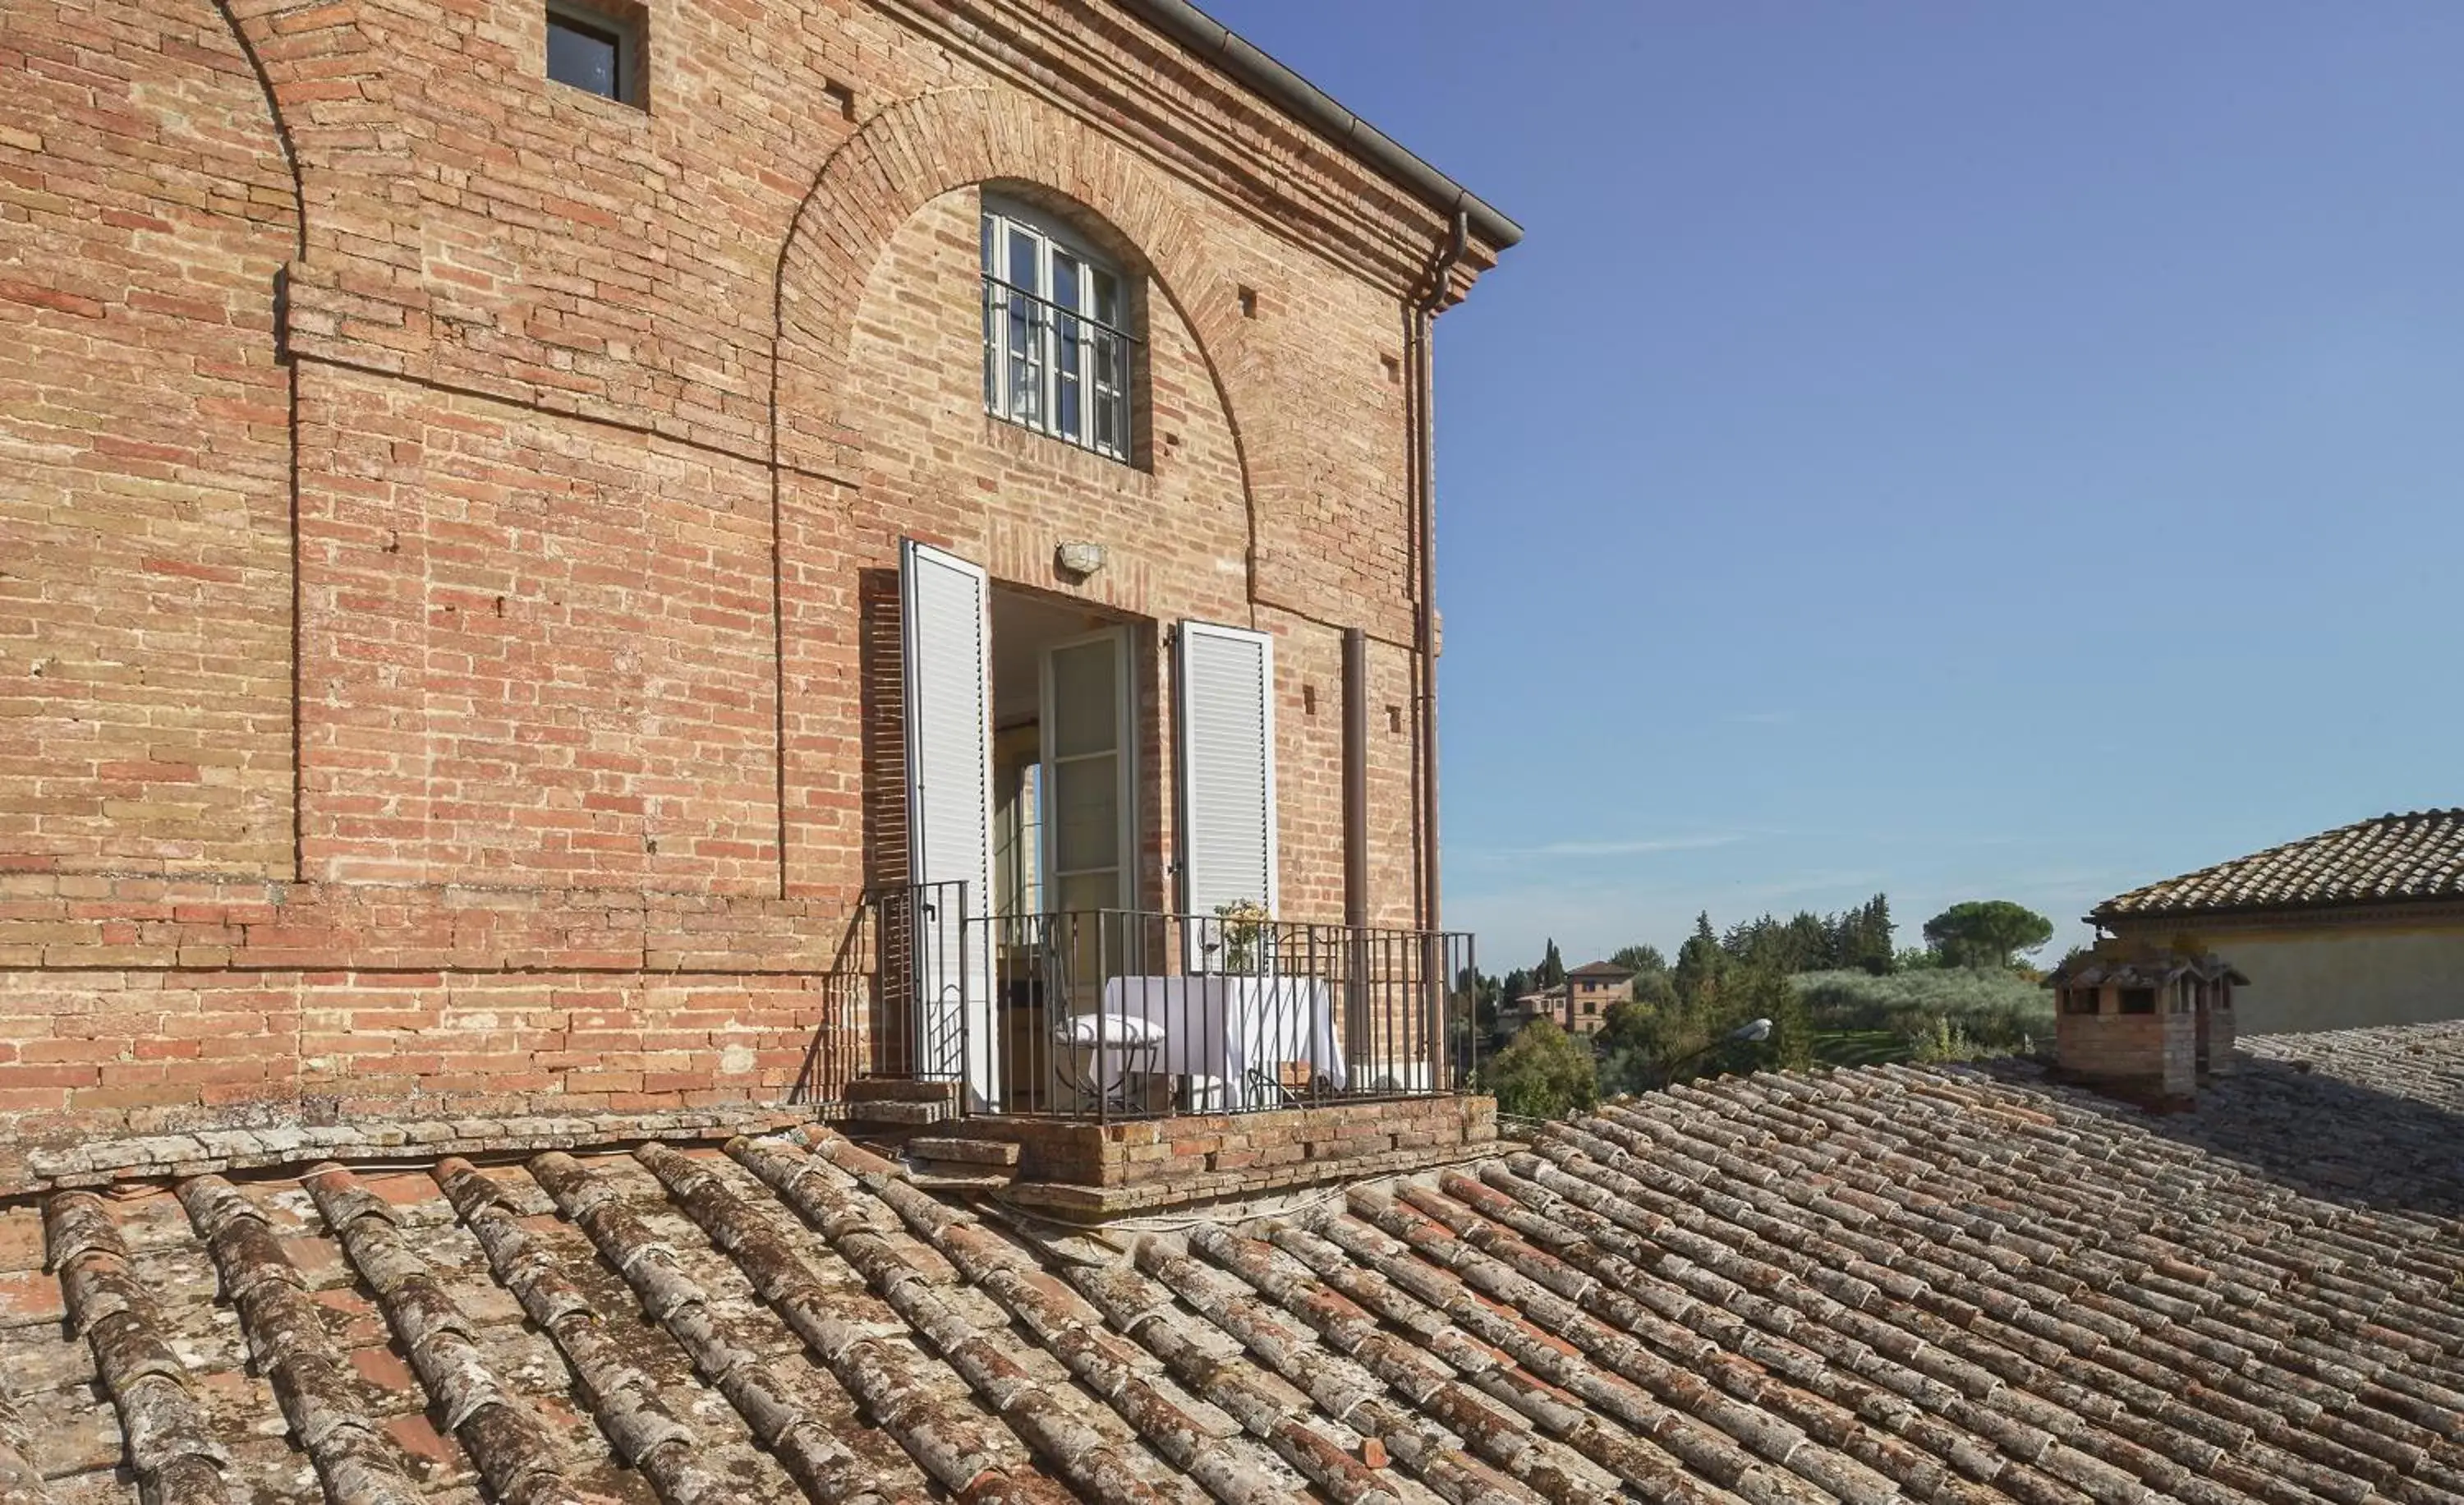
981;195;1135;459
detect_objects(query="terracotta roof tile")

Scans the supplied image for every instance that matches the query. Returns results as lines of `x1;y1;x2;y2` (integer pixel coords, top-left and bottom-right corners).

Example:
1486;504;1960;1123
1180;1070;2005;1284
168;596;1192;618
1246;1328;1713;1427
2094;810;2464;920
8;1032;2464;1504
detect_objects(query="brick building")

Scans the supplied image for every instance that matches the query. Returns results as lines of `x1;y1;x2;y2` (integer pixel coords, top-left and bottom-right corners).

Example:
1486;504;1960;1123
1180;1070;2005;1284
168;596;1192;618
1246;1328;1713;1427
0;0;1518;1179
1506;960;1634;1039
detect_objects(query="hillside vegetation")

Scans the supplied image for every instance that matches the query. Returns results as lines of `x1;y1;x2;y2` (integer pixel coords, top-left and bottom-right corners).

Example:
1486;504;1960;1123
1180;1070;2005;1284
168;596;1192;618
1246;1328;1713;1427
1470;893;2060;1121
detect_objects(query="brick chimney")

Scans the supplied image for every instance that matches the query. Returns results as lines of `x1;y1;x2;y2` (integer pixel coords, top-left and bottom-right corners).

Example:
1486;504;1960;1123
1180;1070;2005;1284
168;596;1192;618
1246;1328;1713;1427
2045;941;2246;1108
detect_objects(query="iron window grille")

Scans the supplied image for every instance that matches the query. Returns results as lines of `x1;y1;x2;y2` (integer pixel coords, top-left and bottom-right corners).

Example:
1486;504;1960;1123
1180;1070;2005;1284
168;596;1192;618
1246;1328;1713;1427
981;200;1135;460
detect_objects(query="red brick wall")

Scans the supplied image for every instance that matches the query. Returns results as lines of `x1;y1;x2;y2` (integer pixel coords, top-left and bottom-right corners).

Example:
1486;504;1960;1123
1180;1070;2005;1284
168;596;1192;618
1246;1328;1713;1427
297;367;784;891
0;0;1504;1171
972;1093;1498;1201
0;0;300;877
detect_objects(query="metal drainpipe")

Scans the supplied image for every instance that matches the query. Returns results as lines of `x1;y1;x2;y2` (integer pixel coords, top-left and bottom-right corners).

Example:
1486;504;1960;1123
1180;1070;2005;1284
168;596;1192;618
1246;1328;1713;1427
1411;207;1469;937
1343;626;1369;927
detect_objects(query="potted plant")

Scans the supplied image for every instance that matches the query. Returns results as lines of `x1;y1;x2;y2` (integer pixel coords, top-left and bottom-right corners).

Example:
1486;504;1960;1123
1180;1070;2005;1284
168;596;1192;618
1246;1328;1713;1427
1213;898;1271;973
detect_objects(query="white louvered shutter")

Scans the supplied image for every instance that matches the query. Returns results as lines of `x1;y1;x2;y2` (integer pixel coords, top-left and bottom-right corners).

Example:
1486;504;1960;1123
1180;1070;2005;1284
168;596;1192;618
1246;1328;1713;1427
899;539;995;1104
1176;621;1278;923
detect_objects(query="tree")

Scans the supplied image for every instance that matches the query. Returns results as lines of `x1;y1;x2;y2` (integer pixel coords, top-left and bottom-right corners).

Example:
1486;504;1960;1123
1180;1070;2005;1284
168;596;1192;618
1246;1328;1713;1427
1922;900;2055;971
1534;939;1567;988
1836;894;1896;974
1630;968;1679;1011
1478;1019;1597;1121
1609;943;1668;977
1595;997;1655;1058
1749;965;1815;1072
1673;912;1725;1007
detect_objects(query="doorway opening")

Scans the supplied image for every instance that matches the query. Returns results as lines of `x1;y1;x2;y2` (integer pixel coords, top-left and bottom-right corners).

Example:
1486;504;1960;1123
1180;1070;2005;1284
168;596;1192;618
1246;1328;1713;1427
987;587;1145;1110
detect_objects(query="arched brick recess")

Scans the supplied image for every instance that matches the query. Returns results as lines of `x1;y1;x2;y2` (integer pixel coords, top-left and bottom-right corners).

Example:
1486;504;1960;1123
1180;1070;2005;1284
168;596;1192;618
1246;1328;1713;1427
0;0;303;876
773;85;1269;512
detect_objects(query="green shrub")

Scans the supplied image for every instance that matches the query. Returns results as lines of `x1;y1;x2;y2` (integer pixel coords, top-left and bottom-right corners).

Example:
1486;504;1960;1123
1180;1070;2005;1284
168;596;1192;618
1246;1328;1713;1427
1792;967;2050;1059
1477;1019;1598;1121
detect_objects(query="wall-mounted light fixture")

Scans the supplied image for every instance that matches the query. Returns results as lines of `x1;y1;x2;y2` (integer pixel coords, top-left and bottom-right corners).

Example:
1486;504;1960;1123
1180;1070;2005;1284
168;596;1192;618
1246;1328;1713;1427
1055;541;1106;578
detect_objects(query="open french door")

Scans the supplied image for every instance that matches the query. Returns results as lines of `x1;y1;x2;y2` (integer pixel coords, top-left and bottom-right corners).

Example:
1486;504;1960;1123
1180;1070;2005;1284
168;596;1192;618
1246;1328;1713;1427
899;539;996;1107
1041;627;1135;1005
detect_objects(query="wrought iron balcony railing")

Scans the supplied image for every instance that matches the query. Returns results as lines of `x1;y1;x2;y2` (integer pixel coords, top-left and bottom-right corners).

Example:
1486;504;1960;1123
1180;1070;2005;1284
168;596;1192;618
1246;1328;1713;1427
844;883;1477;1123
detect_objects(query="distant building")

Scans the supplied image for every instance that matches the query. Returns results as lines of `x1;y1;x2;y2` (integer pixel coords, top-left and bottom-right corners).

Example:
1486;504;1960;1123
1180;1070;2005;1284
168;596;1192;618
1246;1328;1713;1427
2091;809;2464;1035
1510;960;1636;1038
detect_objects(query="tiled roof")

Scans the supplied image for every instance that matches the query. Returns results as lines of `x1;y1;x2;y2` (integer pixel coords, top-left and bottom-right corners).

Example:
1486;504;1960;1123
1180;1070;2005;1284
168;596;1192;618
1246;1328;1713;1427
2094;809;2464;921
7;1032;2464;1505
1565;962;1638;979
2043;954;2250;991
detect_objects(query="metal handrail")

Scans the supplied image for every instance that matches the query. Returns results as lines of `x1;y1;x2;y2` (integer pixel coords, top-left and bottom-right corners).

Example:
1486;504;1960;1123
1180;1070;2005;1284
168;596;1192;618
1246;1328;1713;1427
857;887;1477;1122
980;274;1142;345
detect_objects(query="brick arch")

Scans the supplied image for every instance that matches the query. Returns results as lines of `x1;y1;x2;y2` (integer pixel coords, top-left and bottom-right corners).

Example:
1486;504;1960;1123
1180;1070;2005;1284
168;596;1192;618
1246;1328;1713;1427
772;85;1264;517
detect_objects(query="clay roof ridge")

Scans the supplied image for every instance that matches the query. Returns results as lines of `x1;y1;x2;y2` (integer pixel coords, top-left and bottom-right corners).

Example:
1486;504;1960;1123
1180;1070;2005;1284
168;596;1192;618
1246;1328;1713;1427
628;1144;1086;1505
1059;1239;1404;1502
300;1163;568;1505
1257;1217;1745;1505
1339;1182;1846;1505
648;1139;1172;1505
1464;1151;2092;1501
427;1159;728;1505
1179;1219;1648;1501
1131;1232;1558;1503
45;1190;233;1505
175;1176;426;1505
1518;1130;2294;1493
523;1149;899;1503
752;1132;1300;1504
1599;1104;2464;1457
1432;1167;1921;1504
1556;1096;2464;1499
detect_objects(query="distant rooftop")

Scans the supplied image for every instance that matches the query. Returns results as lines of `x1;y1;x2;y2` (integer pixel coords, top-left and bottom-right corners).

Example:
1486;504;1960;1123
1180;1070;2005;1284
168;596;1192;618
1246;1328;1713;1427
2094;808;2464;922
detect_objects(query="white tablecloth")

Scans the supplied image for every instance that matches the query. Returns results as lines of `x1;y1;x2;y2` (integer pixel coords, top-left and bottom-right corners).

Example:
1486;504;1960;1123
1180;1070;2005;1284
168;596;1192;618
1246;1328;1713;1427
1096;975;1345;1110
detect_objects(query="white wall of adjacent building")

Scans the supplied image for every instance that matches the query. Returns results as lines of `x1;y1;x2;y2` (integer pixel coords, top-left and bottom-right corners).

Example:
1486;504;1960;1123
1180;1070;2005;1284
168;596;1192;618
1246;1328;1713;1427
2114;918;2464;1035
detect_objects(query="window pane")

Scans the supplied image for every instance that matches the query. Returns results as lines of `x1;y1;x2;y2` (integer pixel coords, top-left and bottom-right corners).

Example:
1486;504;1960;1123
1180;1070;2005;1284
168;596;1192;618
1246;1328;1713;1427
981;213;996;274
1047;640;1117;759
1056;326;1082;439
1050;754;1119;873
1055;871;1118;914
1009;228;1039;295
546;14;621;99
1008;296;1040;427
1093;333;1121;453
1050;255;1083;438
1092;268;1120;326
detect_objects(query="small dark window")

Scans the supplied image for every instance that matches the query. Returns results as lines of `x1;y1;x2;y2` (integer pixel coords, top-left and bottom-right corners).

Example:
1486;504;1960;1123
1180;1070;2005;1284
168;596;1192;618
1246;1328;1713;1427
2119;987;2157;1015
547;3;639;106
2062;987;2099;1015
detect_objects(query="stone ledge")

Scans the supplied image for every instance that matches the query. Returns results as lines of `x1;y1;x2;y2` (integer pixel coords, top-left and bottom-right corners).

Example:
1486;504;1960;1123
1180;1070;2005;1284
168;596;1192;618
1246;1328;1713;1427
6;1105;821;1198
1001;1139;1522;1220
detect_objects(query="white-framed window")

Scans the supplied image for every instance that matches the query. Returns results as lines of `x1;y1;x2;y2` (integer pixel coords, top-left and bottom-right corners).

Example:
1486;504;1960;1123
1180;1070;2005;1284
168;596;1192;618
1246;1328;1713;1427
981;197;1133;460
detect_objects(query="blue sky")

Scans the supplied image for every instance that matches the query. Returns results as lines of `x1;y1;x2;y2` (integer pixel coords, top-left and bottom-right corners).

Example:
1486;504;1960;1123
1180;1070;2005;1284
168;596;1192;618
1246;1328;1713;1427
1207;1;2464;970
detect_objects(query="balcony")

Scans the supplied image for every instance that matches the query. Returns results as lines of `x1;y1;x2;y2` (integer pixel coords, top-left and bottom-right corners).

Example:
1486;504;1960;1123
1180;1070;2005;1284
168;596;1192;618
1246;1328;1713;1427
807;885;1496;1215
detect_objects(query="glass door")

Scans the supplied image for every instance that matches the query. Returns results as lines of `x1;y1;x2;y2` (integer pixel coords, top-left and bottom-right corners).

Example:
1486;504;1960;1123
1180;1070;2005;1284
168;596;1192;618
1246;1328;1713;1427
1041;628;1135;999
